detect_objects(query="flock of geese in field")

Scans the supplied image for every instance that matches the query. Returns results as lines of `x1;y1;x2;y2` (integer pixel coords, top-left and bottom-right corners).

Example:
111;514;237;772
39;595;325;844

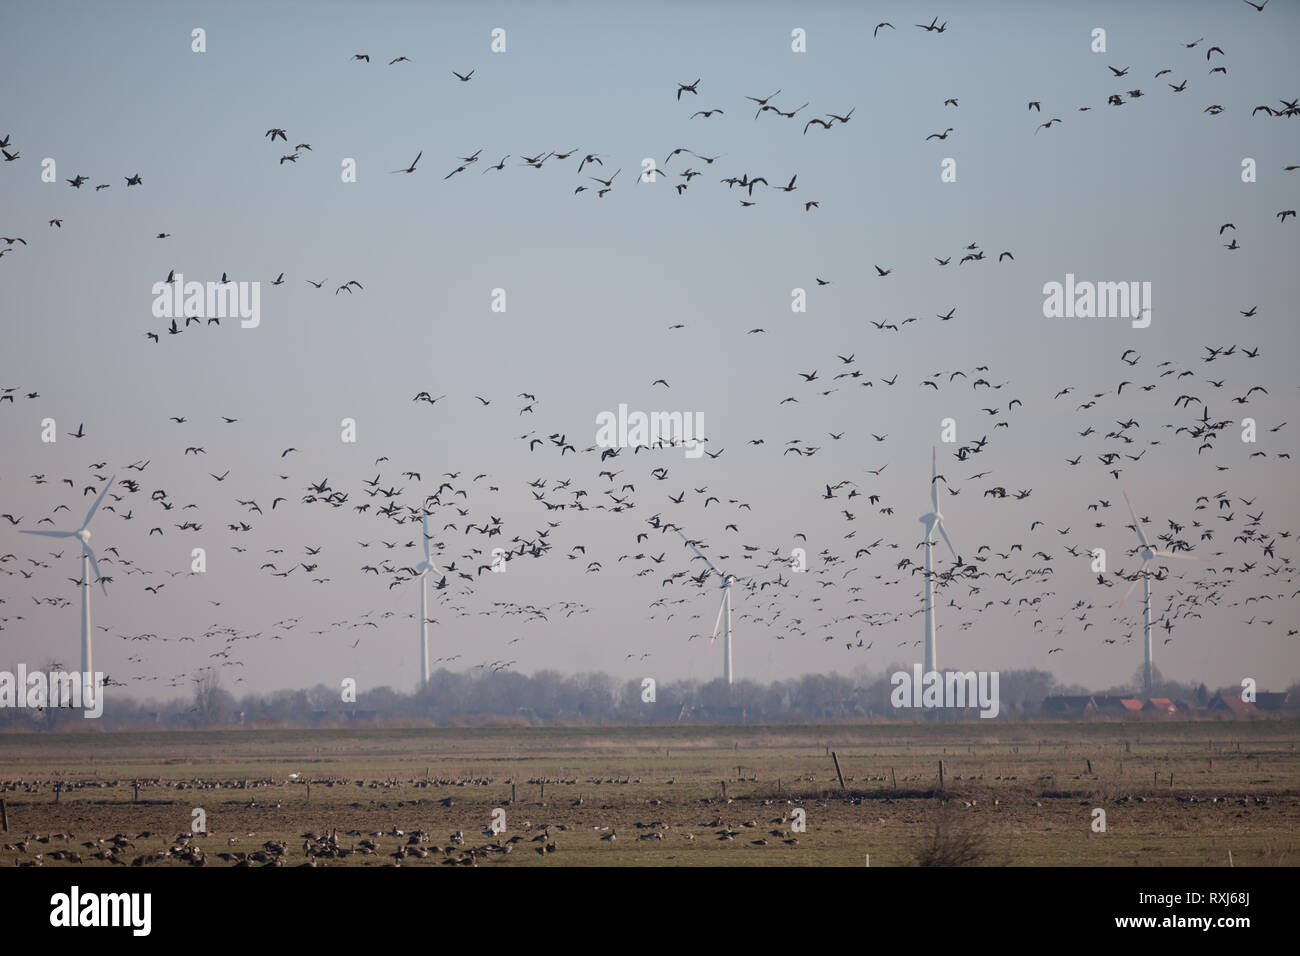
0;761;1281;866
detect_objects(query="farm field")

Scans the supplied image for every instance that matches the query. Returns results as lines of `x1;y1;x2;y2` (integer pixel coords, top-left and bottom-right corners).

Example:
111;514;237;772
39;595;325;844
2;721;1297;867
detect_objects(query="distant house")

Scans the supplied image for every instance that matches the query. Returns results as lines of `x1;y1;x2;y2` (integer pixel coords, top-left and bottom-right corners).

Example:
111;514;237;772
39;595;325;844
1143;697;1180;716
1255;692;1292;713
1207;695;1257;715
1094;696;1145;716
1041;695;1098;718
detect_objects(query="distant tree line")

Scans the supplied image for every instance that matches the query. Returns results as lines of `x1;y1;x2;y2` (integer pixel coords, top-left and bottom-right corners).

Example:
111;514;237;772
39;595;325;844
3;661;1295;730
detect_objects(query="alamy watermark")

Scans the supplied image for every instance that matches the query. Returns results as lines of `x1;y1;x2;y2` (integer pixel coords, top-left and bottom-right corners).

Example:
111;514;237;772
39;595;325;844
1042;274;1150;328
50;886;151;936
890;664;1000;718
595;404;705;459
0;666;104;718
150;273;261;328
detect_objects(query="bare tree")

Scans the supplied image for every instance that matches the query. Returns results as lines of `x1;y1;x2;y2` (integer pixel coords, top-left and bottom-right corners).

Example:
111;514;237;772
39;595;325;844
192;668;234;726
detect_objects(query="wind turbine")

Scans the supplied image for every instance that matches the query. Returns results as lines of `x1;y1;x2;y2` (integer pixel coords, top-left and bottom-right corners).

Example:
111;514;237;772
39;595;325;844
677;530;745;685
1118;491;1206;696
920;449;958;675
414;512;447;688
20;474;115;708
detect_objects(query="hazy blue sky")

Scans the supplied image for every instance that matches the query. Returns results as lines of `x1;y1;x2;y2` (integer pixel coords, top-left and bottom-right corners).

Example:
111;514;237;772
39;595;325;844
1;0;1297;702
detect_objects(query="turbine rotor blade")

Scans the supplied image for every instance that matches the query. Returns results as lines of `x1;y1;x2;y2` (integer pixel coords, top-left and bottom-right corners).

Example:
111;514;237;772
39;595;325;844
1122;491;1150;549
678;529;722;577
83;542;106;595
1151;550;1207;562
418;514;446;574
20;529;76;538
1116;561;1150;608
80;473;116;531
710;591;727;645
930;447;938;511
936;520;958;563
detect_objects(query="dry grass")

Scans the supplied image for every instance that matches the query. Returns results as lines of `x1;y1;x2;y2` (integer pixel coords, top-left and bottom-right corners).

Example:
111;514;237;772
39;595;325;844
1;720;1297;867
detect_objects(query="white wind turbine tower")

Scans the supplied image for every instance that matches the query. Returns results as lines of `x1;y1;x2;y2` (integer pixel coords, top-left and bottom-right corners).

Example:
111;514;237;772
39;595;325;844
20;474;115;708
1118;491;1206;696
414;513;447;688
677;529;745;685
920;449;958;675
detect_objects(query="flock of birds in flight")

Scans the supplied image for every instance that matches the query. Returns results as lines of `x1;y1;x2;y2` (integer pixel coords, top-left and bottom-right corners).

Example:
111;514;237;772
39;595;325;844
1;7;1297;699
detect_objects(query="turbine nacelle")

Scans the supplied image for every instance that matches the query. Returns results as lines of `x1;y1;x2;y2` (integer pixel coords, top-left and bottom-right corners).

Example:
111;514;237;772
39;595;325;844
920;447;958;675
16;473;115;709
678;528;738;684
415;512;442;690
1117;491;1205;609
919;513;958;563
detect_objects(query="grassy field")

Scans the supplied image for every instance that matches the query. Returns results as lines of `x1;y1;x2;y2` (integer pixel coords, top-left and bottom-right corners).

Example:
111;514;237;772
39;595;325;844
2;720;1297;866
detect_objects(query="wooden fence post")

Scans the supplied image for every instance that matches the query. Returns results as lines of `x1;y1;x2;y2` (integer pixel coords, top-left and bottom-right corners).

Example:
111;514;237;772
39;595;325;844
831;752;846;790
